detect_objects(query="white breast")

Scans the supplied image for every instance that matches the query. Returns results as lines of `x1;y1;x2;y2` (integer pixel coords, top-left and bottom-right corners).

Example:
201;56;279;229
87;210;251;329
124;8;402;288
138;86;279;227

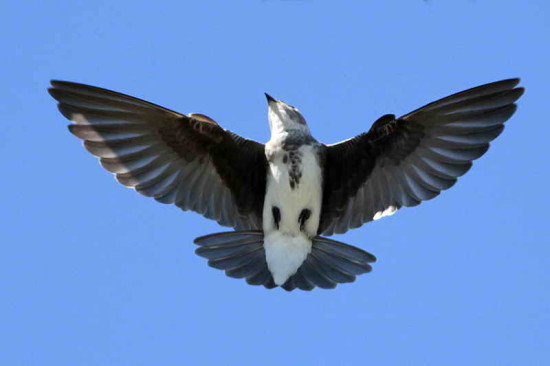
262;144;323;285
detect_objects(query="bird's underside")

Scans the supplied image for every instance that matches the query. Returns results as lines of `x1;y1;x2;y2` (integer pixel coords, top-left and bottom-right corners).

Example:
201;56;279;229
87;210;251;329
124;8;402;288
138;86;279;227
49;78;524;291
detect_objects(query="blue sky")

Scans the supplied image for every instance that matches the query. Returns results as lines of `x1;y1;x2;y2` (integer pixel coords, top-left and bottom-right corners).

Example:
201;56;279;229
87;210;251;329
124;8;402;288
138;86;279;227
2;1;549;365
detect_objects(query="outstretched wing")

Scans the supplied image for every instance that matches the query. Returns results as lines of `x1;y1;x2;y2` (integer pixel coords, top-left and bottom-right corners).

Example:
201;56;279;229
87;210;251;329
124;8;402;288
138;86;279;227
319;78;524;235
49;81;267;230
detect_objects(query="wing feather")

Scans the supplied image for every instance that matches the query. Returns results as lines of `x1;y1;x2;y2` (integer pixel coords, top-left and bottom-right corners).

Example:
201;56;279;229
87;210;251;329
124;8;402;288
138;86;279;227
49;81;267;230
319;79;524;235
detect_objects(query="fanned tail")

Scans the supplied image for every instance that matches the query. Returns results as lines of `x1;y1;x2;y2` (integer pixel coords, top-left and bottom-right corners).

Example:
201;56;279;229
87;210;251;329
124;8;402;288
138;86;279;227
281;236;376;291
194;231;376;291
194;231;276;289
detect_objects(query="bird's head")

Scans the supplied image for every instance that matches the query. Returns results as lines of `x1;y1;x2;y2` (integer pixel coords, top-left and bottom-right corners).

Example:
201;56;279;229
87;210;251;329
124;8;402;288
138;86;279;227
265;93;310;139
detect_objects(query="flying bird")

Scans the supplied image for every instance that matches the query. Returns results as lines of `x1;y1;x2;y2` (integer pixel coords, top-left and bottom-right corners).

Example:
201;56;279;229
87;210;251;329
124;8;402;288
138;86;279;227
48;78;524;291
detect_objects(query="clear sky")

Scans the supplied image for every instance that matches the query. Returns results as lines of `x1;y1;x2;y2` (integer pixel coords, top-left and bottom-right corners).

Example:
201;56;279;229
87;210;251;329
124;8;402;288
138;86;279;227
2;1;549;365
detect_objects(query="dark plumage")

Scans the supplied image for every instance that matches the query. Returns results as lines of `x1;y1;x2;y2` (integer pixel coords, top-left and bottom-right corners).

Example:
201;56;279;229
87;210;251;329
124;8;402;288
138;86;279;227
319;79;524;235
194;232;375;291
49;78;524;291
49;80;267;230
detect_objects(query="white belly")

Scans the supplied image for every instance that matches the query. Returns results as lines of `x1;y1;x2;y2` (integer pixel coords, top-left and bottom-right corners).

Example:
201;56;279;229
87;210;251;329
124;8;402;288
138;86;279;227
262;144;323;285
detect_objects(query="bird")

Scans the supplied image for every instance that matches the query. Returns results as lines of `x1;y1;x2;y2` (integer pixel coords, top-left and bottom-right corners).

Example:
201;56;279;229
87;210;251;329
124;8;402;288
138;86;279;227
48;78;524;291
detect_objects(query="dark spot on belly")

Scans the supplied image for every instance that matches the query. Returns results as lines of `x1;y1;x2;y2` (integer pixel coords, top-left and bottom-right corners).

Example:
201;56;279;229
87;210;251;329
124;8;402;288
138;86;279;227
281;147;303;190
288;154;302;189
272;206;281;229
299;208;311;231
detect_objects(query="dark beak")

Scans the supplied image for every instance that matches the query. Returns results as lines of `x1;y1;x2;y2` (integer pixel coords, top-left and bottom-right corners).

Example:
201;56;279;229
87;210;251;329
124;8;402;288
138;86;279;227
265;93;277;104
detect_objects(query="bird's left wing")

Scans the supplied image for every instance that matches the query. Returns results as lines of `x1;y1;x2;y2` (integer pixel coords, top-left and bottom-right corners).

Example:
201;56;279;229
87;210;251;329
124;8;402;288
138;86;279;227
319;79;524;235
49;81;267;230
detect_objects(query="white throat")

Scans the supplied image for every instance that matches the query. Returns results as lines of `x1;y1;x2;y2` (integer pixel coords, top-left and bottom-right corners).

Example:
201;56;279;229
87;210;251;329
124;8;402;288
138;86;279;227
268;118;309;140
267;105;310;141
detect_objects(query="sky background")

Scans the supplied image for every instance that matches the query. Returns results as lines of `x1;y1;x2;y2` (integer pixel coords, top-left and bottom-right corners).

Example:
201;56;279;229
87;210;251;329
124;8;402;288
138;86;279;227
2;1;549;365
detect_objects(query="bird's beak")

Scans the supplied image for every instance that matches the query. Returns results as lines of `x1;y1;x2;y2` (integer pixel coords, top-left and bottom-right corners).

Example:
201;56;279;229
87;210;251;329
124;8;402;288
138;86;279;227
265;93;277;105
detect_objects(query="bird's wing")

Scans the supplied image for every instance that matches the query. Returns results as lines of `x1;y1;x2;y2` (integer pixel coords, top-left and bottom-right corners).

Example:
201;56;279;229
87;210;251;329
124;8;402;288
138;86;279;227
49;81;267;230
318;79;524;235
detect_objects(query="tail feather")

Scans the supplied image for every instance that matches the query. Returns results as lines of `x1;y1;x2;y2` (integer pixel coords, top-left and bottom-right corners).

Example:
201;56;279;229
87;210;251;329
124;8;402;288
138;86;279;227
300;259;337;289
194;231;276;289
308;253;355;283
195;241;262;260
194;231;376;291
282;271;314;291
281;236;376;291
194;231;263;247
225;261;264;279
207;247;263;271
313;236;377;264
311;245;373;276
246;268;276;288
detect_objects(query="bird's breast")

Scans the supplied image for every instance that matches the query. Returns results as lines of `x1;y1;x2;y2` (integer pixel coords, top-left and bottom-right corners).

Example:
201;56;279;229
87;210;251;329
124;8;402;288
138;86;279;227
263;144;323;237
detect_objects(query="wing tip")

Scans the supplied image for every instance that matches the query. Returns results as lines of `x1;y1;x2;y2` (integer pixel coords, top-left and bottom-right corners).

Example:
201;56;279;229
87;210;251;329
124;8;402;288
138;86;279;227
512;86;525;101
500;77;520;86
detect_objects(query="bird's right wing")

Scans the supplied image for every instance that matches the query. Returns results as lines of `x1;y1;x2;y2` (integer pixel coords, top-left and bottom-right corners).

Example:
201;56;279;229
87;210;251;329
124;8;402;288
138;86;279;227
49;81;267;230
319;79;524;235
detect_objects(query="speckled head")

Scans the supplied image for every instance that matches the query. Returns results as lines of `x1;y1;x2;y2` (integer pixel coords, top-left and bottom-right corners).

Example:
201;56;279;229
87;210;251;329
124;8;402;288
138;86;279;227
265;93;310;138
